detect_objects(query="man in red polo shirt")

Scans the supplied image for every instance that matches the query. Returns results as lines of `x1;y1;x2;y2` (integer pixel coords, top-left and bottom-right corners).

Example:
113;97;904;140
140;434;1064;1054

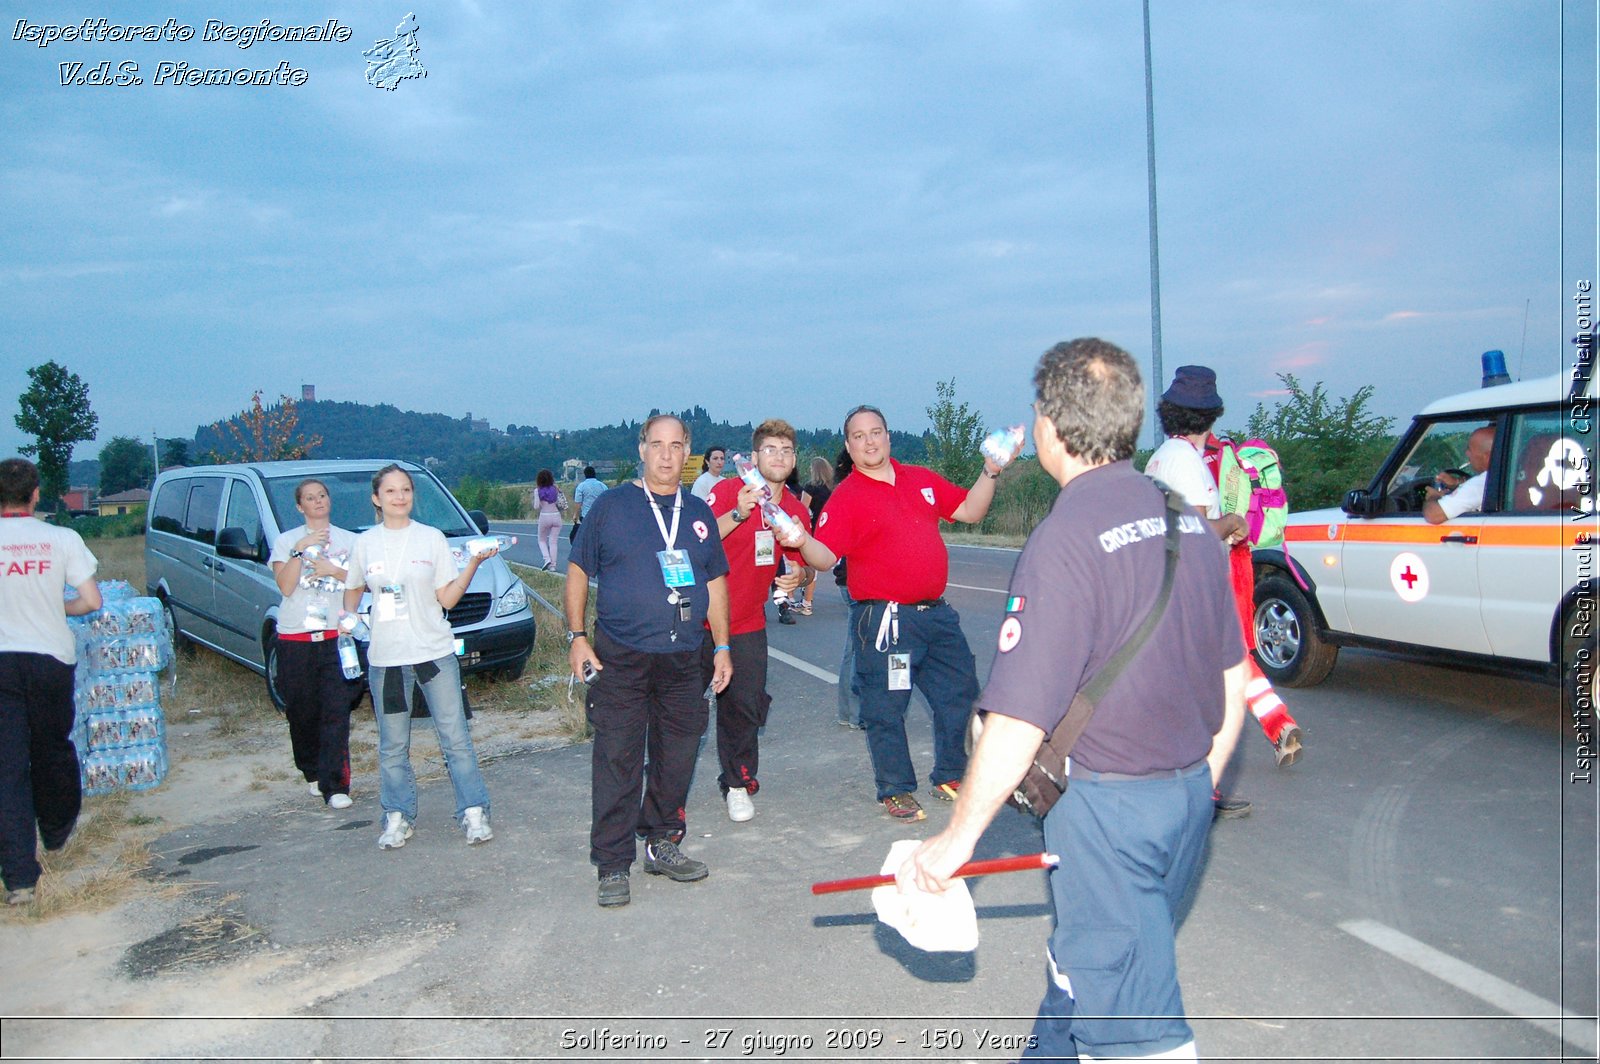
808;404;1018;822
702;418;835;822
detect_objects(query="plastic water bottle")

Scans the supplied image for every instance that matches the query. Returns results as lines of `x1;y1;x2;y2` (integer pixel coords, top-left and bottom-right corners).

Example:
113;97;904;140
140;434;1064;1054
732;454;767;496
980;425;1026;468
464;534;516;558
762;499;802;541
337;631;362;680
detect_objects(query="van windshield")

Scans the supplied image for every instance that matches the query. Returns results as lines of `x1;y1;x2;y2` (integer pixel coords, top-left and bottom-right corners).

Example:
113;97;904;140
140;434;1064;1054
262;470;477;537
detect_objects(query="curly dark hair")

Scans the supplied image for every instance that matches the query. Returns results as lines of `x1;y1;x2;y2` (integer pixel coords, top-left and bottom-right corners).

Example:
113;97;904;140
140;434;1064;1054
1033;339;1144;464
1156;399;1223;437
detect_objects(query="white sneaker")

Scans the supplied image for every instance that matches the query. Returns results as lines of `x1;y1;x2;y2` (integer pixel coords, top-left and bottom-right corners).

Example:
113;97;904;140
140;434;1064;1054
377;811;413;850
726;789;755;822
328;793;353;810
463;806;493;844
307;781;322;797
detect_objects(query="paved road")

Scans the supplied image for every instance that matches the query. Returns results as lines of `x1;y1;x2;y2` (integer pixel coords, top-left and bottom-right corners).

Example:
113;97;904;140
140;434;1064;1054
9;537;1593;1061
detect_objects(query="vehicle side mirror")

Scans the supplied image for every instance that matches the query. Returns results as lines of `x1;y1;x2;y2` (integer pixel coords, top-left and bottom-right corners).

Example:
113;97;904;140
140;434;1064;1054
1342;489;1376;517
216;526;261;561
468;509;490;534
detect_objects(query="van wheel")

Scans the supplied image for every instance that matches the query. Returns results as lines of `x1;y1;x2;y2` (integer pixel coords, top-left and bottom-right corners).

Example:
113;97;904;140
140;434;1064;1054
1253;573;1338;687
161;596;194;658
264;629;289;713
496;658;528;683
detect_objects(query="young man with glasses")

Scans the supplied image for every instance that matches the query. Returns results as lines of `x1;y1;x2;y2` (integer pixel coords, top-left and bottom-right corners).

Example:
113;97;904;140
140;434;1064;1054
701;419;836;821
806;404;1019;822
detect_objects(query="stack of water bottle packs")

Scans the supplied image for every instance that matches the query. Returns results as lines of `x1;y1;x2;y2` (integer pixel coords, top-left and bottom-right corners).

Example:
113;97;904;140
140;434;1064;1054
67;580;174;797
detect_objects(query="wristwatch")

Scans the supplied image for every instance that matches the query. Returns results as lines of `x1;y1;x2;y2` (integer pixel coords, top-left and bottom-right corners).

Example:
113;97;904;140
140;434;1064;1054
730;507;747;523
289;549;304;559
566;629;587;645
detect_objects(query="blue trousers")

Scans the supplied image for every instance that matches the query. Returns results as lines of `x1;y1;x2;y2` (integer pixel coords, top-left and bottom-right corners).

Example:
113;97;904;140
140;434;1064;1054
368;655;490;823
1023;761;1213;1061
849;600;977;799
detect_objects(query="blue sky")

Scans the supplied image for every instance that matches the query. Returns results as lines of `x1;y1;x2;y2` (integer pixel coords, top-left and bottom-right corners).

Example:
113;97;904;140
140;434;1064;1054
2;1;1595;463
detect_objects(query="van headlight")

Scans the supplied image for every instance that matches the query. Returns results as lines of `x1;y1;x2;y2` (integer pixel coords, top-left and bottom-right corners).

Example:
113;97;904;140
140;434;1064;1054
495;581;528;617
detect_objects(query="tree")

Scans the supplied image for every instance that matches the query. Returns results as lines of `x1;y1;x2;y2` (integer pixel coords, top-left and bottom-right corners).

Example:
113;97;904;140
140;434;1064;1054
207;391;323;462
924;378;987;489
157;437;191;467
14;360;98;512
1241;374;1397;510
98;436;155;495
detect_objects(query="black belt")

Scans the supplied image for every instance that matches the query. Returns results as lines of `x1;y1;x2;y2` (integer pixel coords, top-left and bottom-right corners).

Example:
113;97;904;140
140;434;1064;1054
858;597;946;611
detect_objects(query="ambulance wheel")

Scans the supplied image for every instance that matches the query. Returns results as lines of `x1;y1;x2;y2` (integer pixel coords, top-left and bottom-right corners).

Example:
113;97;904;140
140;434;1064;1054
1253;573;1337;688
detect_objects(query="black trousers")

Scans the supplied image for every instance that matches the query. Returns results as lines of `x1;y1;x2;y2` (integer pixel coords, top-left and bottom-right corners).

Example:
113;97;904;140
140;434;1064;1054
275;637;364;799
587;628;709;873
700;629;770;795
0;652;80;892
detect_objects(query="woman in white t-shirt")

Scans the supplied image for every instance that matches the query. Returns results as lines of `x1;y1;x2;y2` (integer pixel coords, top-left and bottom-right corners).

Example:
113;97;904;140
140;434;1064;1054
342;465;497;851
268;478;364;810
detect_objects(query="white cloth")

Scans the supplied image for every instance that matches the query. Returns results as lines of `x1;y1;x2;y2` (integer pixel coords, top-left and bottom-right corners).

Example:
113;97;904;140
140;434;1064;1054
1436;470;1486;520
871;839;979;953
1144;438;1219;519
345;522;459;667
690;471;722;500
0;515;97;664
269;524;357;634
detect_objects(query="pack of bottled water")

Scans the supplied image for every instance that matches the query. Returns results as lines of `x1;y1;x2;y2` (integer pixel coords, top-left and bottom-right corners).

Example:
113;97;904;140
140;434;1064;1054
67;591;174;797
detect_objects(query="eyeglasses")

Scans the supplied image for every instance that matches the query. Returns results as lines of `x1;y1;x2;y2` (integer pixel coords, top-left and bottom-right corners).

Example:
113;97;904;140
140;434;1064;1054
758;445;796;458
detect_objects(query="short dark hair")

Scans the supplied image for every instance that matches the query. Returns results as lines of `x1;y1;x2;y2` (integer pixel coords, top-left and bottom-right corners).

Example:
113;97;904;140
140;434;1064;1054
1033;338;1144;465
370;463;413;496
843;404;887;438
584;466;597;479
536;469;555;488
1156;399;1223;437
0;457;39;508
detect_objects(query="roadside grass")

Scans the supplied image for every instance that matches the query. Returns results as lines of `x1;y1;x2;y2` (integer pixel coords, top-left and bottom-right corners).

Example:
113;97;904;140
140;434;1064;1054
26;793;167;921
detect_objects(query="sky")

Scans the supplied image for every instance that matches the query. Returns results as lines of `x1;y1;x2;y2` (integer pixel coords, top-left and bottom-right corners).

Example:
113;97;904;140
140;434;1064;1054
2;1;1596;463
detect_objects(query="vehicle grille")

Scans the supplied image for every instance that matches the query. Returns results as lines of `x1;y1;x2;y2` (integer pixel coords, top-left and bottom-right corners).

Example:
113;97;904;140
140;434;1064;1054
445;593;492;628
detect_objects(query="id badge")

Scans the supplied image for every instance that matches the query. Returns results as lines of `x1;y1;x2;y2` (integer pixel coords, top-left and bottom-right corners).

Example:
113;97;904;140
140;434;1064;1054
657;549;696;588
753;529;776;567
887;652;911;691
377;583;408;622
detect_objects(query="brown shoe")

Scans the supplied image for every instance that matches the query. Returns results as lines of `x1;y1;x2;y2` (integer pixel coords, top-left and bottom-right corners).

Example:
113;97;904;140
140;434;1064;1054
882;793;926;821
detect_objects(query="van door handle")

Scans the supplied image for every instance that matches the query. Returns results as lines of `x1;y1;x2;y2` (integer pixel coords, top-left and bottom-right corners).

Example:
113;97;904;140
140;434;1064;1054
1440;534;1478;545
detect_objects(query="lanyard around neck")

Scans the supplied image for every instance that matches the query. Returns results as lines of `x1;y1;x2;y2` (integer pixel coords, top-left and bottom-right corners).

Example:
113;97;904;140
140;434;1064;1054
642;484;681;551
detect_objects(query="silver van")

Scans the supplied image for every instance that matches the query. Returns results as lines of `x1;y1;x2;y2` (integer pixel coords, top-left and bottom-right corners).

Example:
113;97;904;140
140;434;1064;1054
145;460;536;706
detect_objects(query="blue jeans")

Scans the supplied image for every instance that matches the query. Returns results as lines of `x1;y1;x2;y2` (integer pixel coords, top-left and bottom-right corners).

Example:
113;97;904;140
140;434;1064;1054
850;600;978;799
1023;761;1213;1060
368;655;490;823
836;584;862;727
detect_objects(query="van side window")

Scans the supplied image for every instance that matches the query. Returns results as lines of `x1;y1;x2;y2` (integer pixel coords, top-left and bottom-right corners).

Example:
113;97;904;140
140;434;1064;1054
223;481;265;556
1381;418;1486;515
1503;410;1594;514
183;479;223;543
151;479;188;535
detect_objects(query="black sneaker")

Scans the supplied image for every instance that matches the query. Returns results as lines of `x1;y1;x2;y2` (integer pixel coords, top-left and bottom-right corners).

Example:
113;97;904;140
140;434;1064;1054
1213;789;1252;819
643;838;709;882
778;604;797;625
598;870;630;908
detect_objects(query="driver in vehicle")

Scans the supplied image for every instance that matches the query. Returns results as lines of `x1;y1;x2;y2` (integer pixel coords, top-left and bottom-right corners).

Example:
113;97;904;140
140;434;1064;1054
1423;425;1494;524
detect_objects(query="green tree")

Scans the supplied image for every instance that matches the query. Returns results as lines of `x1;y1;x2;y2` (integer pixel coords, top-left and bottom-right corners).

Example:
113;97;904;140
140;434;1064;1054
924;378;986;489
157;437;191;467
1241;374;1396;510
98;435;155;495
14;360;98;513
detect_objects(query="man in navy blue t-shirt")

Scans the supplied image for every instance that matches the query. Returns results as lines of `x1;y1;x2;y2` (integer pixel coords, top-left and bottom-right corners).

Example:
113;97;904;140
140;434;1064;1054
898;339;1247;1061
565;414;733;909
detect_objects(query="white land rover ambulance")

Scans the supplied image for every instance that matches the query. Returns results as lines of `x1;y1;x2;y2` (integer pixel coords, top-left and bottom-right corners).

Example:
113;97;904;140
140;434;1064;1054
1250;363;1595;692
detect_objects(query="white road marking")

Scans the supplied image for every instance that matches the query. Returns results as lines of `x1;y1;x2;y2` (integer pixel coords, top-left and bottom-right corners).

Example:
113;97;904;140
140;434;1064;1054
1338;918;1597;1055
769;647;839;684
947;581;1007;594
